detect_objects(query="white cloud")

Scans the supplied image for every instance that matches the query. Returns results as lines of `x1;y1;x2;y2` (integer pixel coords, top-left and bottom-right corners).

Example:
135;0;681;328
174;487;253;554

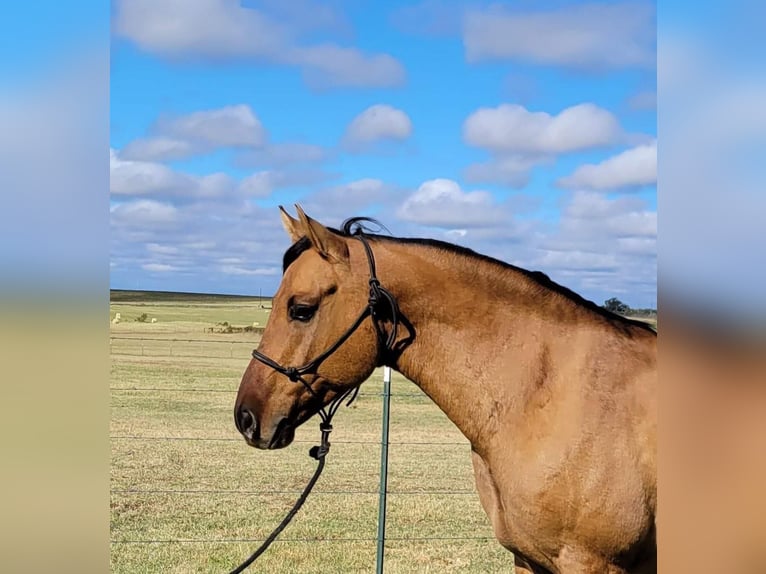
396;178;508;228
110;149;237;199
299;178;394;225
536;250;620;272
552;191;656;243
111;148;328;200
463;154;549;188
111;200;179;226
557;142;657;191
464;2;655;70
238;169;335;198
110;150;186;196
616;237;657;256
291;46;405;89
120;137;196;162
527;191;656;305
236;142;328;168
343;105;413;149
118;105;265;162
219;265;280;276
142;263;179;272
562;191;643;218
113;0;405;88
157;104;265;147
119;105;335;176
146;243;179;255
463;103;623;154
237;172;282;197
113;0;290;59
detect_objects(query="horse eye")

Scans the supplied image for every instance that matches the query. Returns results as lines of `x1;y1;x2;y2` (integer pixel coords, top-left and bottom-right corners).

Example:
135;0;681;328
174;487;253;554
289;303;317;322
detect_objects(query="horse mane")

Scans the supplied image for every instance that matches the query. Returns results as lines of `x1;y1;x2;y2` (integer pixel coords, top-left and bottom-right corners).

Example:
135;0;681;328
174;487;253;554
282;217;656;334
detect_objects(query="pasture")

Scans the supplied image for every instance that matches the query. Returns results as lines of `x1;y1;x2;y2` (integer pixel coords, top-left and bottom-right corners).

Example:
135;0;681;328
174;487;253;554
110;291;511;573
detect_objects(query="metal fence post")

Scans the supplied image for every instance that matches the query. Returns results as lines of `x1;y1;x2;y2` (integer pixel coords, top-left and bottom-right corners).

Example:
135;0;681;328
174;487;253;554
376;366;392;574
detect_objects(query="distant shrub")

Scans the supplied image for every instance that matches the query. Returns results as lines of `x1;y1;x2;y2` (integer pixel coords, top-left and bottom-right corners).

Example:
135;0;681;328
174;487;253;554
135;313;149;323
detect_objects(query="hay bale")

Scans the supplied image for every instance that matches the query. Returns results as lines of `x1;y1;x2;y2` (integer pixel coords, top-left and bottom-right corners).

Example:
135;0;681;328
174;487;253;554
151;318;157;323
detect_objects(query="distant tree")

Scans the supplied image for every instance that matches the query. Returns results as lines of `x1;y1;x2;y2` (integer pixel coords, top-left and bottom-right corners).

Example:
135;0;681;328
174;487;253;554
135;313;149;323
603;297;630;315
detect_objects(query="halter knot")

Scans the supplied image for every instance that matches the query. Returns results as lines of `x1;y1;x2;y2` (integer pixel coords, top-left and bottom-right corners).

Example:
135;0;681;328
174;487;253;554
285;367;300;382
368;277;383;306
309;422;333;460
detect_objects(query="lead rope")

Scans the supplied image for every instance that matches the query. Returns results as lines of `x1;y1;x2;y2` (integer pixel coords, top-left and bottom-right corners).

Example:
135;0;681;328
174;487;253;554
227;425;329;574
227;386;357;574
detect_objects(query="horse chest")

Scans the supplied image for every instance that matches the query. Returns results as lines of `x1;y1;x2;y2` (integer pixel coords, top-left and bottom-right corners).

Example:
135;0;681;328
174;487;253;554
471;451;562;570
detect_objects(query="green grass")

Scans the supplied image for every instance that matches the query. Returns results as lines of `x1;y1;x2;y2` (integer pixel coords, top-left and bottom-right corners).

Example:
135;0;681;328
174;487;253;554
110;292;512;573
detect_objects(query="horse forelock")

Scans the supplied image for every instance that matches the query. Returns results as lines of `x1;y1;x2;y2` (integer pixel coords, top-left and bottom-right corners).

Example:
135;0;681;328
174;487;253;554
281;217;387;274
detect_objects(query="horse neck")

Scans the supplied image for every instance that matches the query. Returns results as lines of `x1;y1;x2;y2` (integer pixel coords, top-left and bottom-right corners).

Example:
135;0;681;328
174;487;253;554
369;238;571;448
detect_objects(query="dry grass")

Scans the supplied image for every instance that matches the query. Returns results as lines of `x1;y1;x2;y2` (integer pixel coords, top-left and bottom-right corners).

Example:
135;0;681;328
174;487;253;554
110;297;513;573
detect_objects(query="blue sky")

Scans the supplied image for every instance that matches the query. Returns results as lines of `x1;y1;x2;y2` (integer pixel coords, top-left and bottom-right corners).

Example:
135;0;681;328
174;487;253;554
110;0;657;308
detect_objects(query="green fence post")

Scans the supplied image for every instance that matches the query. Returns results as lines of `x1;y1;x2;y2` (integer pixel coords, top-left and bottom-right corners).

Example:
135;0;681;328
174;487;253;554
376;366;392;573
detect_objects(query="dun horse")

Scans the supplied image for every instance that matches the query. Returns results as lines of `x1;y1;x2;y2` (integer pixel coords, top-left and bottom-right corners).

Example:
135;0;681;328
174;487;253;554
234;206;657;574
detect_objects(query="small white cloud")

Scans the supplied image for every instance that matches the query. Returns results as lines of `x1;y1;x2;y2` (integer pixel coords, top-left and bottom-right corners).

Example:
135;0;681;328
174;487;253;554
290;46;406;88
157;104;265;148
110;151;237;199
146;243;179;255
524;191;656;305
113;0;405;88
236;142;327;168
536;250;620;272
464;154;549;188
111;199;179;226
237;169;331;198
557;142;657;191
110;151;185;196
463;2;655;70
330;178;387;196
463;103;623;154
298;178;393;224
119;136;196;162
557;191;656;239
344;104;412;149
142;263;179;272
220;265;279;276
238;172;280;197
118;105;265;162
397;178;507;228
113;0;289;59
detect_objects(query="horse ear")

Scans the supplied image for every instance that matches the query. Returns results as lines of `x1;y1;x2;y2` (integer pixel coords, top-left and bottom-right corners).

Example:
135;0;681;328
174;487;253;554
279;205;303;243
294;204;349;263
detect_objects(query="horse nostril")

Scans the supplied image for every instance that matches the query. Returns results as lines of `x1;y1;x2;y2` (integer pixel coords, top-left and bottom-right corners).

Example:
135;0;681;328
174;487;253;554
236;407;255;435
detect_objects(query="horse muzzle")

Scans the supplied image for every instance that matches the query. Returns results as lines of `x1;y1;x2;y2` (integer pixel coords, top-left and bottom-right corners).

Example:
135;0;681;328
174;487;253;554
235;408;295;450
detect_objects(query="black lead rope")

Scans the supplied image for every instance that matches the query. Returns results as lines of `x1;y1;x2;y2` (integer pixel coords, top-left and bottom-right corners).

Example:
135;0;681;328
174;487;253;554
227;424;330;574
228;232;400;573
227;411;343;574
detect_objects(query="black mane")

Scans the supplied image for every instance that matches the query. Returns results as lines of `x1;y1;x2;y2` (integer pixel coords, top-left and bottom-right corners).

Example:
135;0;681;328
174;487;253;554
282;217;655;334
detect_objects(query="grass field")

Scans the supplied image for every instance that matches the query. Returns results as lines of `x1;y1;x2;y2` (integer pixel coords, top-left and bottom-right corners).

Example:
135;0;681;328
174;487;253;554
110;291;512;573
